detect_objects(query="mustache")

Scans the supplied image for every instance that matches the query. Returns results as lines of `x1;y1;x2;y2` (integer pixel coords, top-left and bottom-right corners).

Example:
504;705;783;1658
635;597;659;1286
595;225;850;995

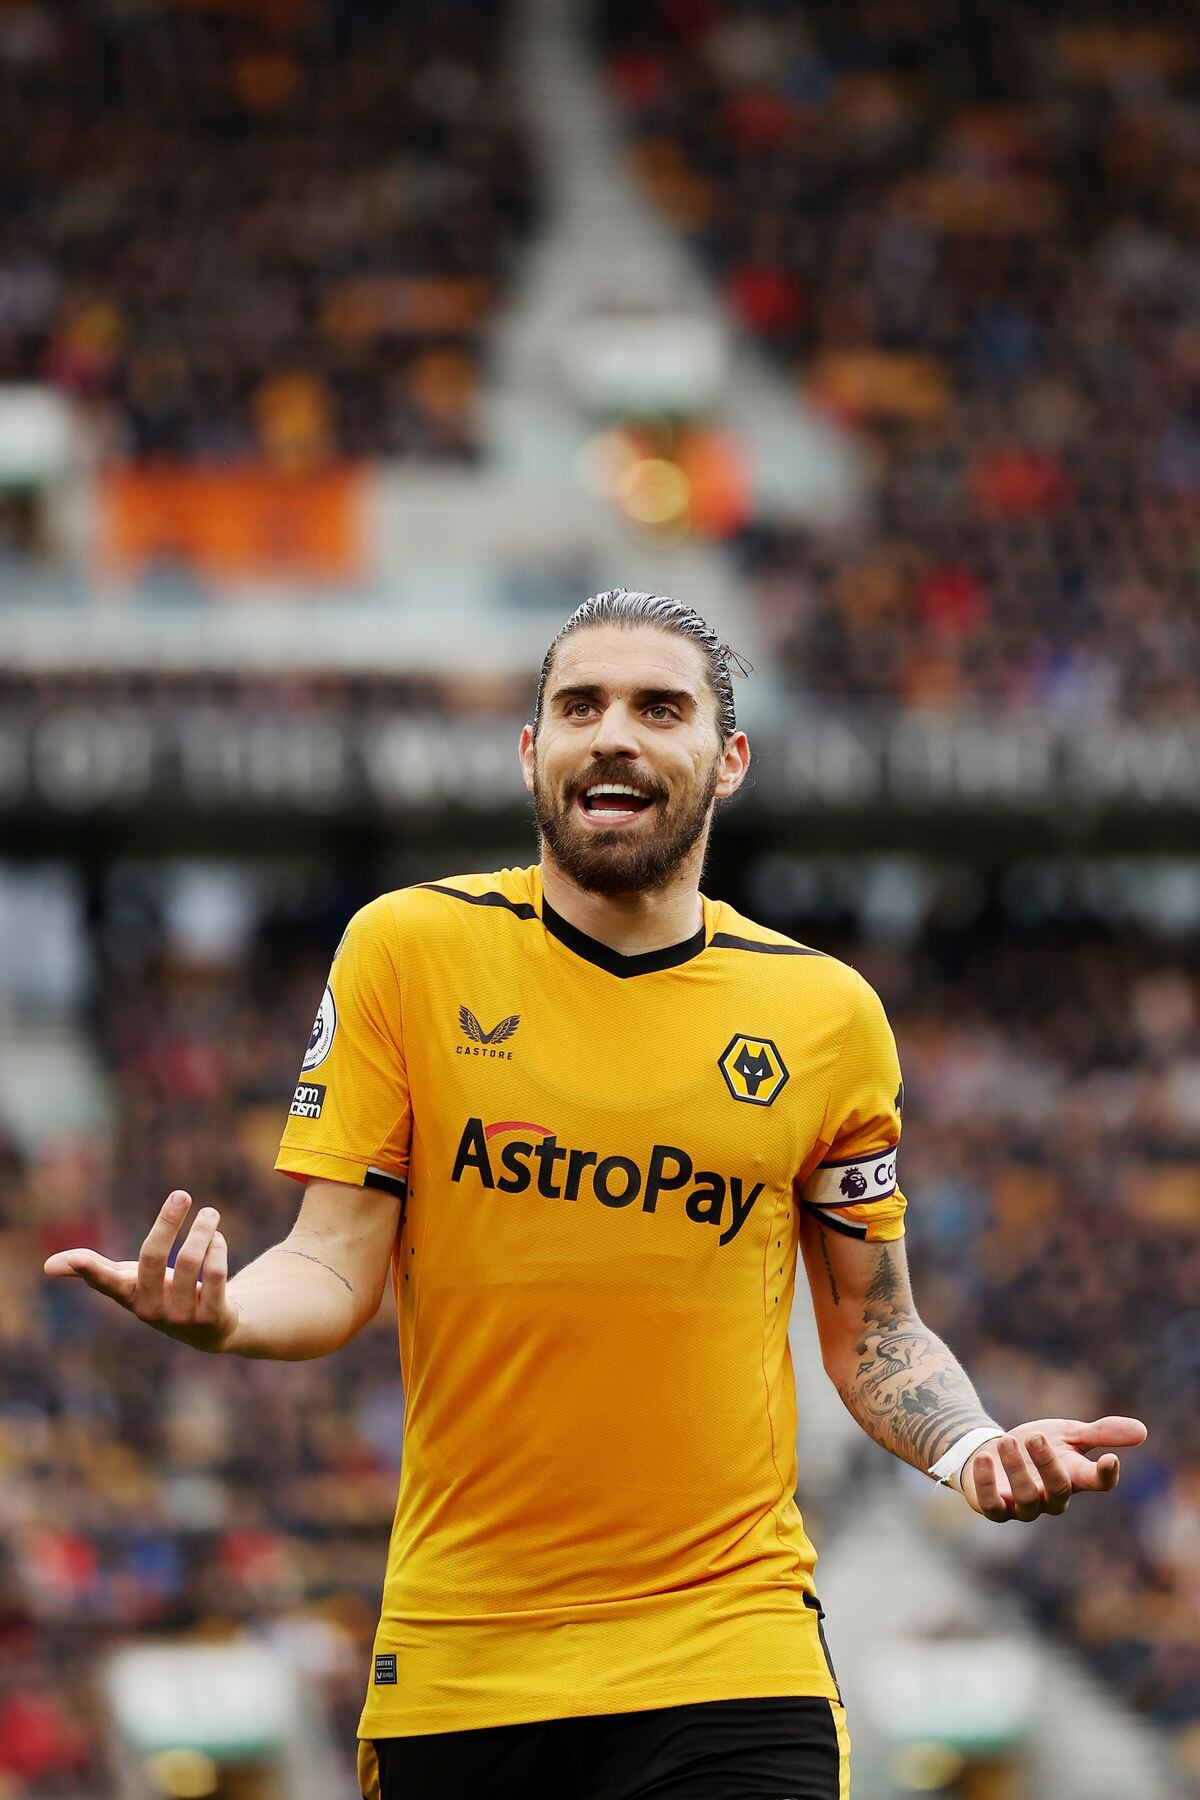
564;763;669;804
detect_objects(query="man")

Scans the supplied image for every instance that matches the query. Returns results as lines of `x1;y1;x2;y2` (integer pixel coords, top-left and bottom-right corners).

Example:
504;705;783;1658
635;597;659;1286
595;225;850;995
47;590;1146;1800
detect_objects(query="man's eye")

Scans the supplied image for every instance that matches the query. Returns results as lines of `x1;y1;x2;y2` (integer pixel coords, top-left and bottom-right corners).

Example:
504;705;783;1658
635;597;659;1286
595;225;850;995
567;701;593;717
647;705;677;721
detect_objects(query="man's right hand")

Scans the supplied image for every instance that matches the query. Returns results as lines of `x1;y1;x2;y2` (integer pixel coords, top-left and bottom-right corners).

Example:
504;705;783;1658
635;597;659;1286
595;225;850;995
43;1189;239;1354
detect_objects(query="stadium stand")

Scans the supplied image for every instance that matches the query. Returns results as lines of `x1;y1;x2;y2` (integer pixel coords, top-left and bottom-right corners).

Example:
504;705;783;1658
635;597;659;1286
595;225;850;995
0;0;533;464
597;0;1200;719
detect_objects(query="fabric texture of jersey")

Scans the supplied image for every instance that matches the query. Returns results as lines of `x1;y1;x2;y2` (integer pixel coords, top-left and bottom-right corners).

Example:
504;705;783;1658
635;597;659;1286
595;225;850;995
274;865;905;1739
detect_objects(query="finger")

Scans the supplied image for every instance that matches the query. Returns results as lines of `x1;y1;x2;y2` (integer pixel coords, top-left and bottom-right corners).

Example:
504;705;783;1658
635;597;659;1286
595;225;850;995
44;1249;93;1276
998;1437;1047;1521
195;1230;228;1325
133;1191;191;1318
1026;1433;1071;1514
164;1208;221;1322
971;1451;1015;1522
1066;1416;1148;1450
1065;1451;1122;1493
45;1252;139;1309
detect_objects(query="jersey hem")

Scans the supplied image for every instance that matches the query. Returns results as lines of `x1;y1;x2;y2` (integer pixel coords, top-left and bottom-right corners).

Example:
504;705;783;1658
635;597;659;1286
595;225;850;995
356;1669;842;1739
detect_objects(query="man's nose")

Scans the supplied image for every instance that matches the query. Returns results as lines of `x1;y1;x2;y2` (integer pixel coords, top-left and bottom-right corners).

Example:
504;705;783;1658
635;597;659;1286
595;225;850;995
589;703;642;759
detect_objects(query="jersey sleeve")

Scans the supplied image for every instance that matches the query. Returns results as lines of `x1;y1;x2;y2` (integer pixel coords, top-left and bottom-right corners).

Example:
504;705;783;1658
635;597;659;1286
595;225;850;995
798;973;906;1242
274;895;411;1203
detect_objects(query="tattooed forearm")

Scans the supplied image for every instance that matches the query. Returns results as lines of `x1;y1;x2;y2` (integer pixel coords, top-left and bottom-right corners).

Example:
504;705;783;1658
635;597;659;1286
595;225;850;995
817;1226;841;1306
832;1245;993;1471
278;1247;354;1295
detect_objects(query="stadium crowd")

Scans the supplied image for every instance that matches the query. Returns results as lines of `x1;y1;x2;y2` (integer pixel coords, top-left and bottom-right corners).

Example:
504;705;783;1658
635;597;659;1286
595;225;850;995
599;0;1200;721
1;894;1197;1794
0;0;533;465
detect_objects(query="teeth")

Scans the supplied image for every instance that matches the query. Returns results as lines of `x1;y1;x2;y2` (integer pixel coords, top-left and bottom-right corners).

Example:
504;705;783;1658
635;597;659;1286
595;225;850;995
585;784;651;799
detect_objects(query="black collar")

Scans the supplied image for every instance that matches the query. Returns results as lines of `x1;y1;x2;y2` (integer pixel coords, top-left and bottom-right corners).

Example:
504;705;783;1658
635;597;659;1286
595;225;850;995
540;899;707;978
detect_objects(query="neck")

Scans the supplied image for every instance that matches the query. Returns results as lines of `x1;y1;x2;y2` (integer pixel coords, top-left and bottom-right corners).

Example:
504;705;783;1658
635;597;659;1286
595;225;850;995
539;854;705;957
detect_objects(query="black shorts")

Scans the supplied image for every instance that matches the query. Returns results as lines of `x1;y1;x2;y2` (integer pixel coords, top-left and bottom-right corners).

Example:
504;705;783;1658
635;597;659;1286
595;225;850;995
359;1695;850;1799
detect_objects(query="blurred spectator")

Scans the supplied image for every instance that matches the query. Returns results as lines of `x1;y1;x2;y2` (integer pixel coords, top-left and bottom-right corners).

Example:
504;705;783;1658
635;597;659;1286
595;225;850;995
599;0;1200;721
871;922;1200;1771
0;0;533;463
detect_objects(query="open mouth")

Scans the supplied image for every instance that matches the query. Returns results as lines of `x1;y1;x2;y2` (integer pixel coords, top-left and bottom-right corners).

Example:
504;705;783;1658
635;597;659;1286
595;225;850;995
575;783;658;825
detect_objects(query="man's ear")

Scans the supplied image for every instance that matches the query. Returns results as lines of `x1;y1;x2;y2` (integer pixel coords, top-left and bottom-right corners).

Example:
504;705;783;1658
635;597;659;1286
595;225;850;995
518;723;536;793
714;731;750;799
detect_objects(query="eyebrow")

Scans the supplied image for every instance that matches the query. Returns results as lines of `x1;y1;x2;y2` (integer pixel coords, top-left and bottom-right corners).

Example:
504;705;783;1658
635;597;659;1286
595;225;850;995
550;683;699;710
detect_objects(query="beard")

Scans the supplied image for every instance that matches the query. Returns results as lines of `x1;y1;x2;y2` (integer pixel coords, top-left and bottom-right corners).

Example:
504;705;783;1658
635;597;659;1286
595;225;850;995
533;754;720;897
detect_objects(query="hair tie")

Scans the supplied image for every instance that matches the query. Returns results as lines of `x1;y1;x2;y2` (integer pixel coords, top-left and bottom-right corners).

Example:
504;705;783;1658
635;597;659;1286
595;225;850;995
722;646;755;680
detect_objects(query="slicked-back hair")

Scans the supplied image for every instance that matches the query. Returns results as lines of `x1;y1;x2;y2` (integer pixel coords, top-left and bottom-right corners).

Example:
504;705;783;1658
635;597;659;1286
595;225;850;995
532;589;742;740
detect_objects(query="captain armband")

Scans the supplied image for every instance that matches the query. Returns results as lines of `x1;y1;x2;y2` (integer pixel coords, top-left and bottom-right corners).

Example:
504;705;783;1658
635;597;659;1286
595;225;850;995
798;1145;899;1239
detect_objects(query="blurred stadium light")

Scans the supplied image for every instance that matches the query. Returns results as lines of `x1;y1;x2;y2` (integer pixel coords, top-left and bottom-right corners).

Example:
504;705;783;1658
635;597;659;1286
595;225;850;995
104;1637;342;1800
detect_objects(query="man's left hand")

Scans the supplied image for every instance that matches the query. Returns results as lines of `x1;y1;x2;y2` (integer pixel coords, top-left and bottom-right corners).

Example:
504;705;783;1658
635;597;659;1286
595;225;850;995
962;1416;1148;1522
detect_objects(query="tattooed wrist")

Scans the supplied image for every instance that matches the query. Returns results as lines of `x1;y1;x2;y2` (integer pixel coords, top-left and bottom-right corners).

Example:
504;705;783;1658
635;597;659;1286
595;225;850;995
834;1245;993;1472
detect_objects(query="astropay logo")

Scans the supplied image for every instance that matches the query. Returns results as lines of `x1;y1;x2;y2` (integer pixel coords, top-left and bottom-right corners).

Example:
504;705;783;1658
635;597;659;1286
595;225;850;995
450;1117;765;1245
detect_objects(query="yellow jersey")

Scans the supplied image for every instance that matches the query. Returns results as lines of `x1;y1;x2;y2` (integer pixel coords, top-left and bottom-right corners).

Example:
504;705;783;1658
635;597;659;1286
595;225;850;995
274;864;905;1739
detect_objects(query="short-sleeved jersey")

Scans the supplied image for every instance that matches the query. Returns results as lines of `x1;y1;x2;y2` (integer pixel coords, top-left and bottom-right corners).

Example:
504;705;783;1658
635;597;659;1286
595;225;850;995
274;865;904;1739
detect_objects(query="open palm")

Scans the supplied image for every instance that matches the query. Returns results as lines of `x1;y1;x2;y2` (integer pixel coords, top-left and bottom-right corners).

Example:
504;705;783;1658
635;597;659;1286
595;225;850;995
963;1415;1148;1522
43;1189;237;1354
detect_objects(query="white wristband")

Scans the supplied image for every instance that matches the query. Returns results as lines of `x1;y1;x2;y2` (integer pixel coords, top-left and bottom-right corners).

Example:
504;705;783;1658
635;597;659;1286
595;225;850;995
928;1425;1006;1492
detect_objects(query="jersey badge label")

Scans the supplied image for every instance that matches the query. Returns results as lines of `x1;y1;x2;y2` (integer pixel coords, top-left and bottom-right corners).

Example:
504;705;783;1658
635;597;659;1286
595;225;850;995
302;984;337;1072
719;1034;789;1107
289;1082;326;1119
374;1653;397;1684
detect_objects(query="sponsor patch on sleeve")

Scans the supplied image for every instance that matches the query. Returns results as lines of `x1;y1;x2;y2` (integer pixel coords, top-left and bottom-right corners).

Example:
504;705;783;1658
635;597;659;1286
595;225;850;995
801;1145;898;1212
374;1653;397;1685
289;1082;326;1120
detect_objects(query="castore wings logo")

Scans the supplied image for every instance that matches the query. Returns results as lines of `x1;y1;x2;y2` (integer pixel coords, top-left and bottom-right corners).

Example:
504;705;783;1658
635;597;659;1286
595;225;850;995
459;1006;520;1045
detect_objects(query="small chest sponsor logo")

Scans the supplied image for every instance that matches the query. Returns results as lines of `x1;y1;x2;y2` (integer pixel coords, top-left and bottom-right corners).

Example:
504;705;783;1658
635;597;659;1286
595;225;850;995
457;1005;520;1059
289;1082;326;1120
374;1653;397;1685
